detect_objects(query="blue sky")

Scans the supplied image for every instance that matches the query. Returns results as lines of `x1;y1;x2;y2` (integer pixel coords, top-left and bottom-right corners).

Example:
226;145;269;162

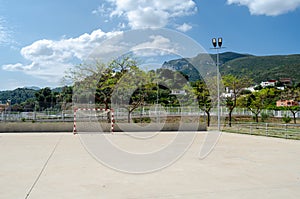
0;0;300;90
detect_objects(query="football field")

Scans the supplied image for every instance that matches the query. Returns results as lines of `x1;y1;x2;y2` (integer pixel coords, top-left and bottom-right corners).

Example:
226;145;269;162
0;132;300;199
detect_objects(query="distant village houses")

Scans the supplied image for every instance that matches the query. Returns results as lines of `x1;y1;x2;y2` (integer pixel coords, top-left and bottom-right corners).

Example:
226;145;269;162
171;90;186;95
260;79;277;87
276;100;299;107
279;78;292;86
0;100;10;112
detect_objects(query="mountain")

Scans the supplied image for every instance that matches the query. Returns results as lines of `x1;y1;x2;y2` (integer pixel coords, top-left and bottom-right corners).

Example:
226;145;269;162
221;54;300;83
0;88;36;105
23;86;41;90
162;52;300;84
0;86;70;105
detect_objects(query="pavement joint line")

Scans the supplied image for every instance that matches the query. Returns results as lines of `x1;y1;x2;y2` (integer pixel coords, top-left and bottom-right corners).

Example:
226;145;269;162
24;134;63;199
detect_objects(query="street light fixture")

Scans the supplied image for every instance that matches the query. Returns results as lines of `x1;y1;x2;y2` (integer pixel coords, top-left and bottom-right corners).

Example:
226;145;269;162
212;38;217;48
212;37;223;131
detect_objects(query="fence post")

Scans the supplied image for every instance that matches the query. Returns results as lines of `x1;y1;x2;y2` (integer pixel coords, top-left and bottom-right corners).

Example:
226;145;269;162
250;122;252;135
265;123;268;136
285;124;288;139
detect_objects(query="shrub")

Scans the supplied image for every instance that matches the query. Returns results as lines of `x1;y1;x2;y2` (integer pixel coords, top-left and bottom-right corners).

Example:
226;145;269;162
133;117;151;123
261;113;269;122
282;114;292;124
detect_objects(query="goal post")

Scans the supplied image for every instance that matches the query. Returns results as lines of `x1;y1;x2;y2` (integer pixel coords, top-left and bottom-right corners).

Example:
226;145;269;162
73;108;114;134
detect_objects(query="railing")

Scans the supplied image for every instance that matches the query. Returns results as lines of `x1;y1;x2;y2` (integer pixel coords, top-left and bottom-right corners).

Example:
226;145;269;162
1;106;300;122
223;122;300;140
0;110;74;122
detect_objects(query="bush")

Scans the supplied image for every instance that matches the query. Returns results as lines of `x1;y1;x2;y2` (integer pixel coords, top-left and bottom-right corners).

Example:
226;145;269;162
133;117;151;123
261;113;269;122
21;118;26;122
282;114;292;123
240;89;252;95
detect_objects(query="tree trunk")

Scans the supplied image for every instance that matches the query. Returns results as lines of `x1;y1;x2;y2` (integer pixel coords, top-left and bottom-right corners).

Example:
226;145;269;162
128;111;131;123
292;111;297;124
228;109;233;127
255;113;259;123
206;111;210;127
105;103;111;123
107;111;111;123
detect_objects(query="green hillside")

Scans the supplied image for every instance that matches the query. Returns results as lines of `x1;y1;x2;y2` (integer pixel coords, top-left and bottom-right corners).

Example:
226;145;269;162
162;52;300;84
0;88;36;104
221;54;300;83
0;87;69;105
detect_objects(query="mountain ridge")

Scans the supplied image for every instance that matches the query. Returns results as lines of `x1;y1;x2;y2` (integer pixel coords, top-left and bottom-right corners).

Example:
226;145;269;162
162;52;300;84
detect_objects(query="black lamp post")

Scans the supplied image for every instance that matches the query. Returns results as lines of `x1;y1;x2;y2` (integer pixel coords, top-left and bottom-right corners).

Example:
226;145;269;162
212;37;223;131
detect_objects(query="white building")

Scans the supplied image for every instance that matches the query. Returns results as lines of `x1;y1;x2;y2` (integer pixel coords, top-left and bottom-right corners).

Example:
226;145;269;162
260;80;277;88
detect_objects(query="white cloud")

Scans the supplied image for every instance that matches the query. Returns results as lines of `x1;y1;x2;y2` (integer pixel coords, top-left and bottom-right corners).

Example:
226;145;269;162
2;29;122;83
131;35;179;57
92;3;114;17
3;63;25;71
176;23;192;32
106;0;197;29
227;0;300;16
0;17;13;45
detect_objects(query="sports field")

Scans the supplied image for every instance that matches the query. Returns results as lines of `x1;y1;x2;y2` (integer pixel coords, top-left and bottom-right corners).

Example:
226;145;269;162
0;132;300;199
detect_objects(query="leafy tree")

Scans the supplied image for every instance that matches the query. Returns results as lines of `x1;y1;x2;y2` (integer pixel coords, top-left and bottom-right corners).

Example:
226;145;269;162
190;80;212;126
222;75;251;127
57;86;73;110
67;56;146;123
239;88;278;123
35;87;57;111
280;88;300;124
112;66;148;123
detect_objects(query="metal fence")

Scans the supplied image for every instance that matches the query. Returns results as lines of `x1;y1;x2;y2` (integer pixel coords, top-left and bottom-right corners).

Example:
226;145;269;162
1;106;300;122
223;122;300;140
0;110;74;122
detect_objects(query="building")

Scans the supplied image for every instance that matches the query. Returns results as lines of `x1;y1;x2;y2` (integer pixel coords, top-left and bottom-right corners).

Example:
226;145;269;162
279;78;292;86
260;80;277;88
222;87;234;98
171;90;186;95
276;100;298;107
0;104;8;112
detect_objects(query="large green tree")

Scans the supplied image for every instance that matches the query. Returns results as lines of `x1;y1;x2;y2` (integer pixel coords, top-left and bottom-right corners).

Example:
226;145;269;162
190;80;212;126
222;75;252;127
35;87;57;111
68;56;148;123
239;88;278;123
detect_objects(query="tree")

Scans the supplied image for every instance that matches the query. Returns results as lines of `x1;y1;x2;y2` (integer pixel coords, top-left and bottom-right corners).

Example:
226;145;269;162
280;88;300;124
35;87;56;111
112;66;148;123
58;86;73;110
222;75;251;127
67;56;144;123
190;80;212;126
239;88;277;123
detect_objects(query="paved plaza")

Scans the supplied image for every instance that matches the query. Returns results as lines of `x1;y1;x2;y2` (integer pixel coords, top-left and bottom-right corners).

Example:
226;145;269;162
0;132;300;199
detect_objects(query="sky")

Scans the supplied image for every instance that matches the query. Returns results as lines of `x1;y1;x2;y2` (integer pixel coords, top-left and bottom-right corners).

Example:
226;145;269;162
0;0;299;90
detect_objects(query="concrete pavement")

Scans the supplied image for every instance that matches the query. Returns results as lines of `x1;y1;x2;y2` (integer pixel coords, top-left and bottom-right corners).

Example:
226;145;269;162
0;132;300;199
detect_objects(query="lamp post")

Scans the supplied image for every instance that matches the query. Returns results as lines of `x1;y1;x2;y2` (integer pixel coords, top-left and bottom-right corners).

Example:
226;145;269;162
212;37;223;131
